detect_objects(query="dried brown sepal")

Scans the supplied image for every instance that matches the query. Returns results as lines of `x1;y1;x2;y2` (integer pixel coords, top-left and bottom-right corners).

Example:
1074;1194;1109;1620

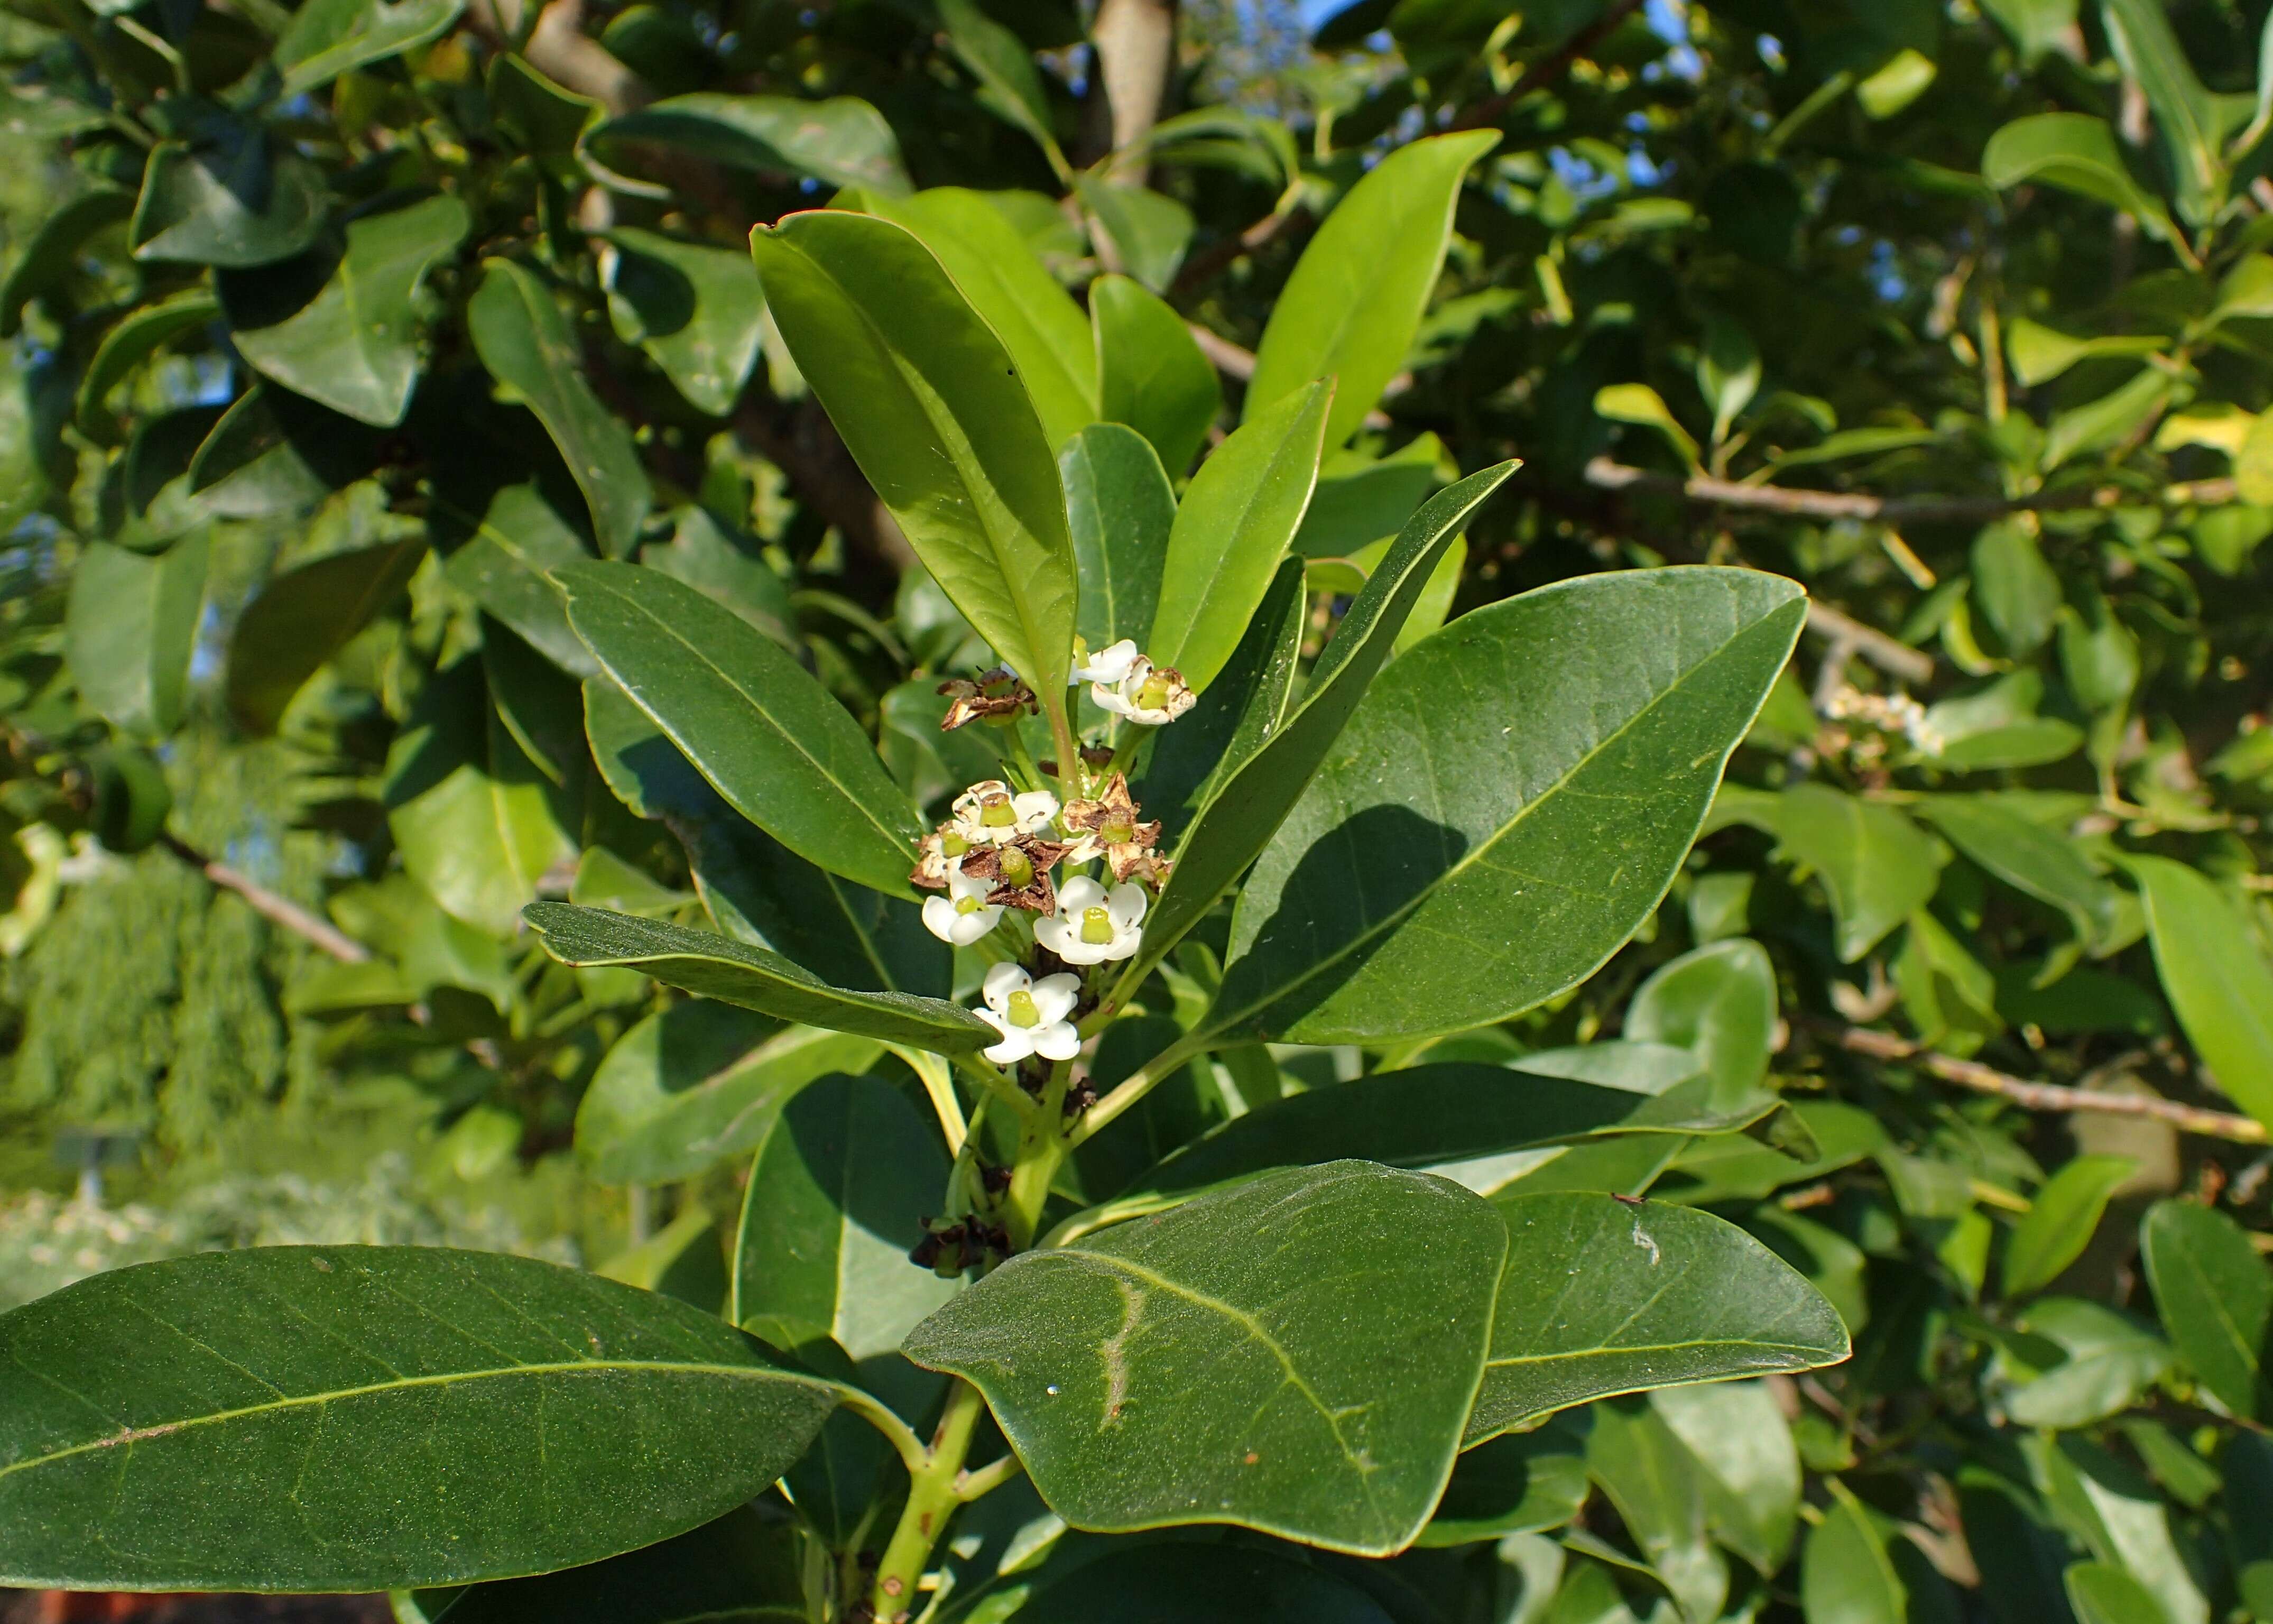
959;836;1069;912
1061;772;1164;883
937;665;1035;732
909;830;951;890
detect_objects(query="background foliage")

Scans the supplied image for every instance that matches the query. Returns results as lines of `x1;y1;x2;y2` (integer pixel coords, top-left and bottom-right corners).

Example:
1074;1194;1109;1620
5;0;2273;1619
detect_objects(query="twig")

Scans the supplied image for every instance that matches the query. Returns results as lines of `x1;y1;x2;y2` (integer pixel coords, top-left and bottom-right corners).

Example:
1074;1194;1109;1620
955;1451;1026;1501
1805;602;1935;687
1454;0;1648;130
1171;205;1310;297
1586;457;2237;524
160;835;370;964
1184;326;1398;427
1819;1022;2269;1146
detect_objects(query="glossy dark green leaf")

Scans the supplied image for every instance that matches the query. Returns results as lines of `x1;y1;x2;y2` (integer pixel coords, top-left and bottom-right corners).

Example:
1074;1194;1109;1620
1417;1418;1590;1547
1711;785;1946;962
1091;271;1218;477
526;902;993;1051
188;384;383;518
1626;938;1777;1109
227;536;426;733
385;658;572;936
580;1002;882;1184
2129;854;2273;1129
487;53;600;167
1139;556;1304;843
1916;795;2121;954
0;187;131;337
468;259;652;558
1584;1400;1726;1624
437;479;595;678
1466;1194;1849;1444
75;289;218;441
0;1247;837;1591
993;1543;1402;1624
750;210;1076;699
640;506;796;644
1061;422;1171;653
560;560;921;897
1148;380;1330;693
428;1505;806;1624
130;138;329;268
117;403;223;525
586;93;911;195
1216;568;1805;1044
2003;1156;2136;1299
63;532;207;739
1246;131;1497;449
604;227;765;417
732;1072;955;1390
1125;463;1514;994
905;1161;1507;1555
219;195;467;427
2140;1198;2269;1418
854;187;1097;450
274;0;463;97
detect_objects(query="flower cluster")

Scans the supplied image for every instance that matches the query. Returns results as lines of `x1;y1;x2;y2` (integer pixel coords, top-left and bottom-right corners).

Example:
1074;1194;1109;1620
914;773;1162;955
1074;639;1196;726
1823;684;1945;759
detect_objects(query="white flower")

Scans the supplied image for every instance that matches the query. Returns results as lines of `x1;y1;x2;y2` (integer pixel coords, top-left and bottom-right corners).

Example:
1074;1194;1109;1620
1073;638;1143;685
1034;875;1147;965
949;779;1061;846
1092;655;1196;726
921;865;1003;946
974;963;1082;1064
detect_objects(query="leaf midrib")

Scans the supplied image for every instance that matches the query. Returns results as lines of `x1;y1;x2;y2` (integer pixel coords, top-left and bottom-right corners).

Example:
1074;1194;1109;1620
0;1354;819;1484
1485;1334;1837;1373
582;575;912;868
1212;597;1789;1035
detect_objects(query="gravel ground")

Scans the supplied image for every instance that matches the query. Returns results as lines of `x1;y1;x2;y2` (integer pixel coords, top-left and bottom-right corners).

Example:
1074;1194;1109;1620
0;1597;393;1622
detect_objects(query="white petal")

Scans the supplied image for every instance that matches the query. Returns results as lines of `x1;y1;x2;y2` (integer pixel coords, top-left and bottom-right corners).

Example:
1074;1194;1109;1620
947;866;994;902
1098;926;1142;961
981;961;1031;1013
1052;936;1108;966
951;908;1002;945
921;897;960;943
1033;1020;1082;1061
1106;883;1147;929
1092;684;1137;717
1033;914;1075;957
1012;790;1060;827
1057;875;1106;914
1072;639;1142;683
1030;972;1081;1025
975;1007;1031;1064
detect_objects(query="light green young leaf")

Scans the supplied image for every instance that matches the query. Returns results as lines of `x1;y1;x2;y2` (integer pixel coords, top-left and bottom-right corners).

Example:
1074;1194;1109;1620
2003;1155;2137;1298
525;902;995;1051
1092;272;1219;477
220;195;469;428
1651;1380;1801;1574
64;533;207;739
1596;382;1702;469
2129;854;2273;1129
904;1161;1507;1556
2140;1198;2269;1418
1215;568;1804;1044
2067;1561;2176;1624
468;260;653;557
1697;315;1760;446
603;228;766;417
1148;379;1331;692
585;94;911;194
2005;318;2164;386
1627;938;1778;1109
1248;130;1498;449
0;1248;837;1591
1061;422;1172;654
275;0;463;97
1982;114;2179;244
558;561;922;897
750;210;1076;700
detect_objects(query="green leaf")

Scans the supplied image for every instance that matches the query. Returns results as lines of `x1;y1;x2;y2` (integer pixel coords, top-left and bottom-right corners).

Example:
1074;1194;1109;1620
525;902;994;1051
1982;114;2179;243
2066;1562;2174;1624
2005;318;2164;386
1466;1194;1849;1445
1595;382;1702;470
218;195;468;427
1626;938;1778;1109
129;138;329;268
1129;464;1515;992
1997;1299;2172;1429
585;93;911;195
904;1161;1506;1556
226;536;427;733
1915;795;2121;954
1712;785;1946;962
1584;1400;1727;1624
1216;568;1804;1044
853;187;1097;450
987;1543;1404;1624
732;1072;954;1383
0;1247;836;1592
579;1003;885;1184
1803;1484;1956;1624
1076;175;1194;294
1149;380;1331;693
468;259;653;558
559;561;922;896
487;54;599;168
188;383;383;517
1981;0;2080;62
2040;367;2178;472
1085;1055;1750;1226
1091;271;1219;477
640;506;796;644
2140;1198;2269;1418
750;210;1076;699
1061;422;1171;655
1971;520;2061;656
275;0;463;97
2003;1156;2137;1298
427;1505;806;1624
1652;1380;1800;1574
63;533;207;739
2101;0;2225;226
437;479;596;678
2129;854;2273;1129
1416;1420;1590;1547
1138;556;1305;843
385;658;573;937
0;187;132;338
936;0;1062;168
602;228;765;418
1246;131;1499;449
75;289;218;442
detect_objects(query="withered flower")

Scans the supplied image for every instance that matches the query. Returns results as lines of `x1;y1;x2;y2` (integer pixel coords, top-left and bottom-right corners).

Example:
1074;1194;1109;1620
1061;772;1164;883
937;665;1035;732
959;834;1071;913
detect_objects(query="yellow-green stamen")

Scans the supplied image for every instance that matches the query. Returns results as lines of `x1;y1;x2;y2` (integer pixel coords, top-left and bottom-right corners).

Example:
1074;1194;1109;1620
980;797;1017;829
1080;906;1115;945
1006;989;1040;1028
